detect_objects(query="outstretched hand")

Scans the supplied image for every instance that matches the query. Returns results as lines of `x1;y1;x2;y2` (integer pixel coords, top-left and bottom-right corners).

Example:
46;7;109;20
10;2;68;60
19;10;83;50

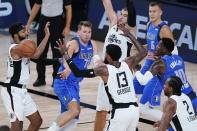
55;39;67;55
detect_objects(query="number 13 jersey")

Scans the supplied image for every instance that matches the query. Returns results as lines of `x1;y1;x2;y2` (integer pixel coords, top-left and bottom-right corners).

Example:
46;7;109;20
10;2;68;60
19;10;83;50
106;61;137;103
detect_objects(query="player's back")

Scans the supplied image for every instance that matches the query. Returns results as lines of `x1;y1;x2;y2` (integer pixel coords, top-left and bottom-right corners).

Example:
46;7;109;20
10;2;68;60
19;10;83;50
161;54;193;95
103;24;133;61
5;43;30;85
170;93;197;131
106;61;137;104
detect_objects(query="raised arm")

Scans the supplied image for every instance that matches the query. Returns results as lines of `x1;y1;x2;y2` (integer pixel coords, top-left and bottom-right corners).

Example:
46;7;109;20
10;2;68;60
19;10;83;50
26;2;41;34
55;39;109;82
32;22;50;59
102;0;118;28
57;39;79;79
91;40;103;67
119;24;147;71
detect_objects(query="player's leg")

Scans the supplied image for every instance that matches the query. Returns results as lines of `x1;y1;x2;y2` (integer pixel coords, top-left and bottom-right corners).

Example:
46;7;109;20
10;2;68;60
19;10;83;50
10;119;23;131
106;105;139;131
94;111;108;131
1;87;26;131
139;76;163;120
24;89;42;131
26;111;42;131
59;119;78;131
127;105;140;131
95;80;111;131
48;79;80;130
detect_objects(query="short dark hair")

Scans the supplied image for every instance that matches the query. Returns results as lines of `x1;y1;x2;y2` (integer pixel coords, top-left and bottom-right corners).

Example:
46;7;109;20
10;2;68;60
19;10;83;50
106;44;122;61
149;1;162;10
9;22;25;38
168;76;182;96
77;21;92;31
161;38;174;53
122;7;128;12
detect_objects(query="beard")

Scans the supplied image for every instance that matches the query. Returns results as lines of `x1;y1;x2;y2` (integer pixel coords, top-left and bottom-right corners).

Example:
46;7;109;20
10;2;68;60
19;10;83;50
18;35;26;41
104;57;109;64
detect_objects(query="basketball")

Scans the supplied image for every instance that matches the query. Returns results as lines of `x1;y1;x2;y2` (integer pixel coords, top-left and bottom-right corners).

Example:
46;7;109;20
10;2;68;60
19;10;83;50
18;39;37;58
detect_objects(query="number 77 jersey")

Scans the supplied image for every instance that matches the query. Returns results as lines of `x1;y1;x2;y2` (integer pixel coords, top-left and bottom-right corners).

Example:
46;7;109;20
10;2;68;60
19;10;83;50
161;54;193;95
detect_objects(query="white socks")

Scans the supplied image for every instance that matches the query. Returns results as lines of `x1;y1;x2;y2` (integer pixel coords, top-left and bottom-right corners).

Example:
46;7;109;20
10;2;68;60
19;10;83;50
139;103;163;120
48;122;60;131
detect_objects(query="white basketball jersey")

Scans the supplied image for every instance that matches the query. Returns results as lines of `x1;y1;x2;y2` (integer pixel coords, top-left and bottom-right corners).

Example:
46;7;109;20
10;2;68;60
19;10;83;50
5;44;30;85
170;93;197;131
106;62;137;103
103;24;133;61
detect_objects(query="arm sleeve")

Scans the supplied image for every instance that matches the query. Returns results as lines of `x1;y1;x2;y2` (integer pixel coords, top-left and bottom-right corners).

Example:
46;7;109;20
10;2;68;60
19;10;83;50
30;58;59;66
66;59;96;78
135;71;153;85
35;0;42;4
126;0;136;27
63;0;71;6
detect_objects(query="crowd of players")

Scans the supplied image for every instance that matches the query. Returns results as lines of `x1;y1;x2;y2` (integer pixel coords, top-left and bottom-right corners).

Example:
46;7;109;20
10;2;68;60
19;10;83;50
0;0;197;131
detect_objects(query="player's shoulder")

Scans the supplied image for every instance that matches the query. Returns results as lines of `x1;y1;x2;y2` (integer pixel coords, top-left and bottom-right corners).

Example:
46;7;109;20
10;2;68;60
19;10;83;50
160;24;171;32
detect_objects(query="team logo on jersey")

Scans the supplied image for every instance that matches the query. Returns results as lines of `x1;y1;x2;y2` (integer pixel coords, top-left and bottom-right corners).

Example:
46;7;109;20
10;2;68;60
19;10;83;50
108;34;121;44
64;96;67;101
9;113;15;119
153;95;159;102
24;58;30;65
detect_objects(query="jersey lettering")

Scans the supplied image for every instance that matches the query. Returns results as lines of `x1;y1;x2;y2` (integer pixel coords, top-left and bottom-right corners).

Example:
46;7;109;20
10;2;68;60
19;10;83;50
116;72;131;95
174;69;189;89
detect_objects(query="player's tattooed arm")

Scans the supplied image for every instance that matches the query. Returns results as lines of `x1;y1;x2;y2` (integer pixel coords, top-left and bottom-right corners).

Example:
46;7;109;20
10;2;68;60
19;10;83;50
119;24;147;71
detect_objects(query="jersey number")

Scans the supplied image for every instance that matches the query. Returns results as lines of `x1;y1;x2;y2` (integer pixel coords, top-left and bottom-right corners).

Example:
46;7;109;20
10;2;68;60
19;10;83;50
182;100;193;115
174;69;187;83
116;72;128;88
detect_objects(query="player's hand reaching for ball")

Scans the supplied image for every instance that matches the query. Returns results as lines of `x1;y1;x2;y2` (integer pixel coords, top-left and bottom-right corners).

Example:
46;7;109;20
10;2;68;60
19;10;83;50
44;22;50;37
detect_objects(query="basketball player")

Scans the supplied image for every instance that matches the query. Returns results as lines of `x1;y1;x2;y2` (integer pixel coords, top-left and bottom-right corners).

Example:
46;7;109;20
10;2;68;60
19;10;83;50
153;76;197;131
47;21;102;131
56;24;147;131
135;38;197;120
95;0;137;130
133;1;178;120
0;22;50;131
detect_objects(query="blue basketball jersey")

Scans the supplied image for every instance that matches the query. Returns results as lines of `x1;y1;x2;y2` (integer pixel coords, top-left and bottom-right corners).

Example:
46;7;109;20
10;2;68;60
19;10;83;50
146;21;167;52
58;36;93;82
161;54;193;95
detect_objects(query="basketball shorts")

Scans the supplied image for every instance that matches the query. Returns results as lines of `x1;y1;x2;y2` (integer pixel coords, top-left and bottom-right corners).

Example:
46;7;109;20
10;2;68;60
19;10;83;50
105;105;139;131
1;86;38;122
96;78;112;111
54;78;80;119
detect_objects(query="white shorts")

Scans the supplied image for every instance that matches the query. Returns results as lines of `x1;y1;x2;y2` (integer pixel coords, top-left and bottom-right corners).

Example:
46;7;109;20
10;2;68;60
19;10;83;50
96;79;112;111
1;86;38;122
105;105;139;131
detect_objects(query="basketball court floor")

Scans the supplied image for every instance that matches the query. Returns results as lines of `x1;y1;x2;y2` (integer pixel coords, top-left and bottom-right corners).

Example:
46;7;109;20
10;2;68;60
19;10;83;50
0;34;197;131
